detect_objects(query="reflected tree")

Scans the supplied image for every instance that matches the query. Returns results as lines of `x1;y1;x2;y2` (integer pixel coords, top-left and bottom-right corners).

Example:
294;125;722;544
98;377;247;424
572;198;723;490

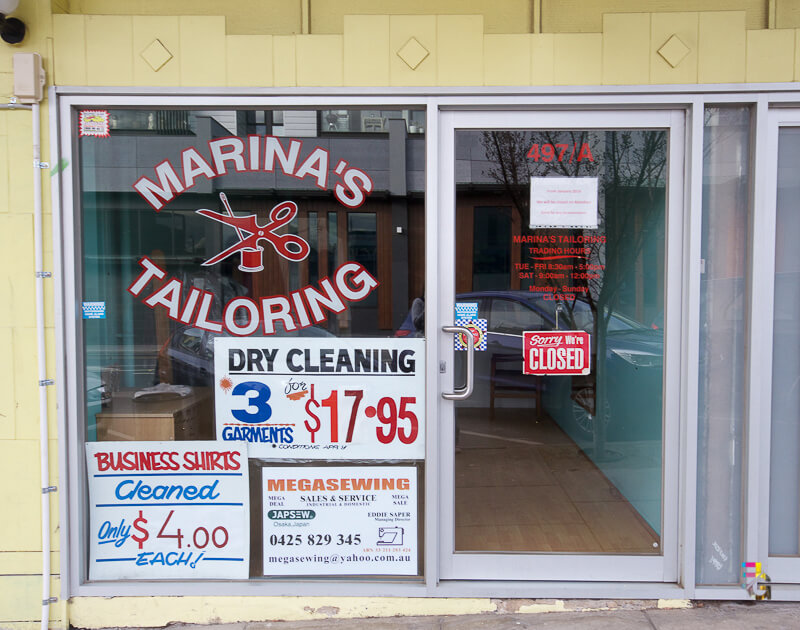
479;128;667;456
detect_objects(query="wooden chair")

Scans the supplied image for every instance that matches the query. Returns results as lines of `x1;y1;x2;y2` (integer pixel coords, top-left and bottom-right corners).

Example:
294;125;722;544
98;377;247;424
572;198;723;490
489;353;543;422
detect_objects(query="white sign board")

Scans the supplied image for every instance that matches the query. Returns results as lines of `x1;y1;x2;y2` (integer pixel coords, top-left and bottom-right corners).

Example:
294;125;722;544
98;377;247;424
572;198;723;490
214;338;425;460
530;176;598;229
86;442;249;580
262;466;417;575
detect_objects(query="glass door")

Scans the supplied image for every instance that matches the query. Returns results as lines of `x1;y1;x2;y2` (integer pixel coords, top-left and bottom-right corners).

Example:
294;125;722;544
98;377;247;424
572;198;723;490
766;110;800;585
437;110;683;582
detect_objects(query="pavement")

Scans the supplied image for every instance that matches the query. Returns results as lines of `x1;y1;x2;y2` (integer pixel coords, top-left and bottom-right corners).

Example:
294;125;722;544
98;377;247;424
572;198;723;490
79;601;800;630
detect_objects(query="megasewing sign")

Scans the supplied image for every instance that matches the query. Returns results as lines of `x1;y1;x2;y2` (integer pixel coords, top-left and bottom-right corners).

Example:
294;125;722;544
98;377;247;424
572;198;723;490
261;466;418;576
127;136;379;334
214;337;426;459
86;442;249;580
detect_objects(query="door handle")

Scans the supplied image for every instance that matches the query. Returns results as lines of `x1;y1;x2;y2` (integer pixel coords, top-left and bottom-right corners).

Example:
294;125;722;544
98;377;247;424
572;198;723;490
441;325;474;400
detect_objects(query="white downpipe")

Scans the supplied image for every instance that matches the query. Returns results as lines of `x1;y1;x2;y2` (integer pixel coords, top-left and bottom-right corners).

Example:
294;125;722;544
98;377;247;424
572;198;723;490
32;100;52;630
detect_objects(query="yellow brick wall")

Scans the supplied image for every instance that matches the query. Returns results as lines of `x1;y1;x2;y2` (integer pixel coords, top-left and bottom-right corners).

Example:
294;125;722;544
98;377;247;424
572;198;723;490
0;1;798;628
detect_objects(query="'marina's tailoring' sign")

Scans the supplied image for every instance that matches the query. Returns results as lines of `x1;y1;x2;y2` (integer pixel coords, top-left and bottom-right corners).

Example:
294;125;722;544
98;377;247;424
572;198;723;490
127;136;379;335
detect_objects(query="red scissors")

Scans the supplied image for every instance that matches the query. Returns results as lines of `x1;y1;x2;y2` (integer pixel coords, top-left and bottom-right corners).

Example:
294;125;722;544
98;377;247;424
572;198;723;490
197;193;310;265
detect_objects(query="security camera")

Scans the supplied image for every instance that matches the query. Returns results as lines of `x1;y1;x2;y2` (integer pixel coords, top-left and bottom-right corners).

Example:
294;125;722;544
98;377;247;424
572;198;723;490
0;0;25;45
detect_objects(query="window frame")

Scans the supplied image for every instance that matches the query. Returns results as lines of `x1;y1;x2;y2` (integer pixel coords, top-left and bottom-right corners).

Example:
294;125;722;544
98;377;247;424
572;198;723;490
49;86;800;600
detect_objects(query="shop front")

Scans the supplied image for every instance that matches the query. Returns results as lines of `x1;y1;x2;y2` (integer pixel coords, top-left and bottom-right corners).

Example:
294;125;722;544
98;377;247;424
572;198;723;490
43;90;791;608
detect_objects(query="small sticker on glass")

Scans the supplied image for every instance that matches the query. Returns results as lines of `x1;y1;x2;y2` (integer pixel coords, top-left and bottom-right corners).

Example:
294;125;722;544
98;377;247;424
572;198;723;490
454;317;487;352
82;302;106;319
79;110;111;138
455;302;479;320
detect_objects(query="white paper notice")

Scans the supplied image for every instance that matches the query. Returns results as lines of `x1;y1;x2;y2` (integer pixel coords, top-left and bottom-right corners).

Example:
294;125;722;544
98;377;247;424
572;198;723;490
262;466;417;576
86;441;250;580
530;176;599;229
214;338;425;460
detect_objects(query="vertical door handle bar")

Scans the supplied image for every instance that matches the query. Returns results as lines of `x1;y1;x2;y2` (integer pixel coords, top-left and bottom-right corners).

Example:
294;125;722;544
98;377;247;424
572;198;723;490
441;325;474;400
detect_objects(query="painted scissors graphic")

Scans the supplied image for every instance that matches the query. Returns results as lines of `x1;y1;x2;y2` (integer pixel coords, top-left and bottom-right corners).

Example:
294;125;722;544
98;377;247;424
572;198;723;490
197;193;310;271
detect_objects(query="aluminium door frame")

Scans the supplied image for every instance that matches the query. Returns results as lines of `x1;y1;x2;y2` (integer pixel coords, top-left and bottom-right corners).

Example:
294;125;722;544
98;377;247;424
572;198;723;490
436;108;685;583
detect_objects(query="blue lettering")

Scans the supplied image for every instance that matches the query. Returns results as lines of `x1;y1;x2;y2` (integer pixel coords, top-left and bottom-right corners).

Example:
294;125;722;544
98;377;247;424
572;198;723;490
112;480;220;502
97;518;131;547
136;552;152;566
174;552;191;566
198;480;220;500
98;520;111;539
190;552;205;569
221;425;294;444
115;480;136;500
231;381;272;423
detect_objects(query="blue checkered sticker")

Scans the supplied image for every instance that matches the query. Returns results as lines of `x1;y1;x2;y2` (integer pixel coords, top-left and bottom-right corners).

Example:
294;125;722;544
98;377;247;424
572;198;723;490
455;302;479;320
453;317;487;352
82;301;106;319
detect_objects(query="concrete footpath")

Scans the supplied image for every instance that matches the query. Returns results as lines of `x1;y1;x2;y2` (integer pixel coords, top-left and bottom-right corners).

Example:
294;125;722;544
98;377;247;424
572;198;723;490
80;601;800;630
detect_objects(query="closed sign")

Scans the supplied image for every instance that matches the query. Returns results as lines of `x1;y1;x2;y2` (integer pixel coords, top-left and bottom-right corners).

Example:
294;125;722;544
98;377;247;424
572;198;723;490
522;331;591;376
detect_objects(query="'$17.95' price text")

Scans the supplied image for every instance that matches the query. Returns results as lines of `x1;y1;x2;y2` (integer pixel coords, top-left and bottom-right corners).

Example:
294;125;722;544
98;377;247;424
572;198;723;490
131;509;229;550
304;387;418;445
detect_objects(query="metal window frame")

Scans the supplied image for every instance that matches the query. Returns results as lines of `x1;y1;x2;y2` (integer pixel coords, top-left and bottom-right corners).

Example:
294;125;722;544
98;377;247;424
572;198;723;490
755;104;800;585
47;84;800;600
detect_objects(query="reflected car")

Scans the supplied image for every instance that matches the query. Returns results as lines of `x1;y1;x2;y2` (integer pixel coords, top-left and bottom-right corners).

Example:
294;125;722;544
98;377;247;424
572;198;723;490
397;290;663;440
158;321;336;387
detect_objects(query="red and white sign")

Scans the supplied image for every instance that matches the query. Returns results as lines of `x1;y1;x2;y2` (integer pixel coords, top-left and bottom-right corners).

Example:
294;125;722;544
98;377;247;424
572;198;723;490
79;110;110;138
214;337;425;460
128;137;381;334
85;442;250;580
522;331;591;375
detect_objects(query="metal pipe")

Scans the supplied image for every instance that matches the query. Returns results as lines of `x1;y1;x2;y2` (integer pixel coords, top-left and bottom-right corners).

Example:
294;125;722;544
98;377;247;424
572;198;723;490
32;100;52;630
1;102;32;109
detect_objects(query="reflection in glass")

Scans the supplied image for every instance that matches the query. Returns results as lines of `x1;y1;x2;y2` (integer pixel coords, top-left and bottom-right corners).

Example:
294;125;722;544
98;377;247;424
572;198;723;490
696;107;750;583
770;127;800;556
79;108;425;443
454;128;666;554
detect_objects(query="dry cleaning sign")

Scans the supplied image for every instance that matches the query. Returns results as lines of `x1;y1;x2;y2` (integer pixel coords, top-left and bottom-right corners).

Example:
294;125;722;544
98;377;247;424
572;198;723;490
214;337;425;460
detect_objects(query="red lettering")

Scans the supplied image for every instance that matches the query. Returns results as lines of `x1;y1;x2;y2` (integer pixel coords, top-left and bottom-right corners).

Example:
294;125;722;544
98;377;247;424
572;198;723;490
95;452;110;472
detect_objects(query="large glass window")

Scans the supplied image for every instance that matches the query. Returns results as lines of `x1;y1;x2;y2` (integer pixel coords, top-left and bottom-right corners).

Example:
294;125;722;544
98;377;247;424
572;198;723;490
77;107;425;582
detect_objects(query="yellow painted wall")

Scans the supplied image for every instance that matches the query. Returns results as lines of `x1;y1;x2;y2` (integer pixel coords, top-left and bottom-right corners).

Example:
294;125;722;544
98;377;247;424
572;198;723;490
46;9;800;88
777;0;800;28
64;1;303;35
1;1;798;628
542;0;768;33
1;0;62;626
